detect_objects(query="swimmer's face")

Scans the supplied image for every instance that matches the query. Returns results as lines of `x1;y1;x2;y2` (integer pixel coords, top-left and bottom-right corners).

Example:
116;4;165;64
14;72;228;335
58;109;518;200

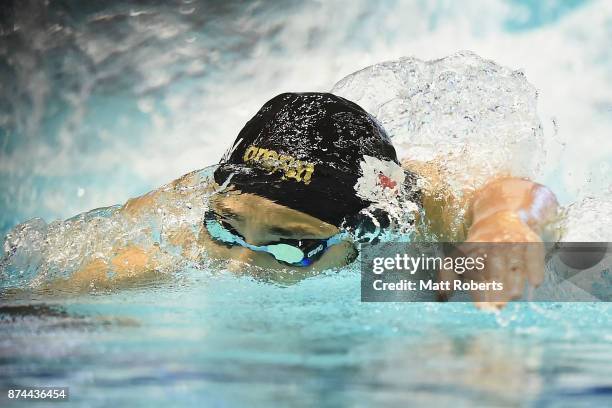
201;192;357;276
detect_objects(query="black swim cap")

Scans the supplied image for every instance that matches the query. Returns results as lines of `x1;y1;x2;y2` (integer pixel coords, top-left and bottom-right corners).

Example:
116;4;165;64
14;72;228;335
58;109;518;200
214;92;408;227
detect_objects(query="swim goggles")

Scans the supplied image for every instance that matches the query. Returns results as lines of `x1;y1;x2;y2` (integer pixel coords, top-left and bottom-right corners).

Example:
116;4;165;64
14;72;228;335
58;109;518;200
204;210;348;267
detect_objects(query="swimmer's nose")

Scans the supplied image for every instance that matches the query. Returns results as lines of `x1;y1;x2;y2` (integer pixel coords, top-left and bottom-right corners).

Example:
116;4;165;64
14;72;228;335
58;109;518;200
227;247;259;272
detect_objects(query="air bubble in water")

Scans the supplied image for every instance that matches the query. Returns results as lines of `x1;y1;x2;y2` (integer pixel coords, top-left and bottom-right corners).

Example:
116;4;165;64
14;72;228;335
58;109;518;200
561;192;612;242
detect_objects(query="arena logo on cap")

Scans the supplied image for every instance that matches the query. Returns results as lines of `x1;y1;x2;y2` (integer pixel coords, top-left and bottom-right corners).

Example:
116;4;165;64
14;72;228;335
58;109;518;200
242;145;316;184
354;155;404;203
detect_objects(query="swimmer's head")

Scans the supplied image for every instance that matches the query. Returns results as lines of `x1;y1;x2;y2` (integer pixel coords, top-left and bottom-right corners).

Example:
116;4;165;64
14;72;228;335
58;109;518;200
205;192;358;275
210;92;410;270
214;92;406;226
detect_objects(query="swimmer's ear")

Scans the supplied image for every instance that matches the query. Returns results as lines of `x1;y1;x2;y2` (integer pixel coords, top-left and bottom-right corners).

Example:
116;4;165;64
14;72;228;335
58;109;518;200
343;209;390;244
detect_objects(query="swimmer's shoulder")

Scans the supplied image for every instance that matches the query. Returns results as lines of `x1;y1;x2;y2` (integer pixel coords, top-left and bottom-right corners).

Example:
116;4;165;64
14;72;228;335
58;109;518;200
170;168;211;189
121;167;217;217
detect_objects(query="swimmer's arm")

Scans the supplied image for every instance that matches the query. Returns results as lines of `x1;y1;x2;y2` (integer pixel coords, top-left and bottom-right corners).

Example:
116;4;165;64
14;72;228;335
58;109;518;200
54;169;214;290
118;167;215;255
46;245;164;292
401;160;559;241
452;178;559;307
120;168;214;217
403;160;560;307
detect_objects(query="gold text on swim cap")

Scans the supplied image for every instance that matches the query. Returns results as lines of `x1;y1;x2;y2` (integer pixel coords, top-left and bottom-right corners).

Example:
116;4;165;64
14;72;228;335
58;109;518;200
243;145;315;184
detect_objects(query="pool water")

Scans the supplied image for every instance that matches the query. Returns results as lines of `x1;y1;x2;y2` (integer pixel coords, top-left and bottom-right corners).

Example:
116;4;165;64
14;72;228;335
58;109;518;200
2;267;611;407
1;0;611;406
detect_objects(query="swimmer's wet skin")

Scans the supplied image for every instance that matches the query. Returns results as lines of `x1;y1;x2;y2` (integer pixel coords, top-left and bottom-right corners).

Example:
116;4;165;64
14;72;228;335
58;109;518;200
48;93;559;309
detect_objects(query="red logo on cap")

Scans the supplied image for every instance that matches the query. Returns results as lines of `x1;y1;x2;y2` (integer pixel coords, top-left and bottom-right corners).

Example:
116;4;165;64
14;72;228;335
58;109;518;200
378;173;397;189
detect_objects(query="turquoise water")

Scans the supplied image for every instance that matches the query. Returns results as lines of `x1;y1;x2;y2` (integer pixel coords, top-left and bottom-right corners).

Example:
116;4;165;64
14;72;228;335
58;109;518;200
1;0;611;406
2;268;612;407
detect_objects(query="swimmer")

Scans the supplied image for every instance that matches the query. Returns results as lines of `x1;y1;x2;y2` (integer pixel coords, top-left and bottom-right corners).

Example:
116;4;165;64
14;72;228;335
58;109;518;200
6;93;559;307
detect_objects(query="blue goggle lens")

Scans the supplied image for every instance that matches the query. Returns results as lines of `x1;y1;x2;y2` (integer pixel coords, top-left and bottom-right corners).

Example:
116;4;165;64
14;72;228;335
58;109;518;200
204;212;337;266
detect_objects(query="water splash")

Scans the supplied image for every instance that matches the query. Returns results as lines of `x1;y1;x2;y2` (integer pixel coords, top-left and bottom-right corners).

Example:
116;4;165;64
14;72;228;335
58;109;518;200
561;191;612;242
332;51;545;197
1;167;216;290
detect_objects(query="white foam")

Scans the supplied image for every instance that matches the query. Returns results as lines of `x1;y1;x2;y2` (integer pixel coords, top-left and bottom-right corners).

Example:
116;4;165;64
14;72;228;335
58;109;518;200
562;192;612;242
332;51;544;196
